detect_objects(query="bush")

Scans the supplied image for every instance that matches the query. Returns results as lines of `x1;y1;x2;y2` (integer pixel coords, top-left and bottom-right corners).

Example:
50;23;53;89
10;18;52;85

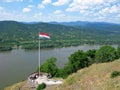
39;57;58;77
117;45;120;58
111;71;120;78
95;46;117;63
68;50;89;73
66;76;75;85
36;83;46;90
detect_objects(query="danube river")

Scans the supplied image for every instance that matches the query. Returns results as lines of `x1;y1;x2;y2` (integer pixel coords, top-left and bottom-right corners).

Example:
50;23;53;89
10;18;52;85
0;45;118;89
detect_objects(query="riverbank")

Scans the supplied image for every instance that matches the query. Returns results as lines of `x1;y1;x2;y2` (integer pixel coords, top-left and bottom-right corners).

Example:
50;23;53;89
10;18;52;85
0;43;119;51
4;81;29;90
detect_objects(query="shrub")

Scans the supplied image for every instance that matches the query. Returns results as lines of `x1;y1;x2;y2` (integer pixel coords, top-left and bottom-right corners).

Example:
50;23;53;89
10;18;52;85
36;83;46;90
95;46;116;63
117;45;120;58
39;57;58;77
66;76;75;85
69;50;89;73
111;71;120;78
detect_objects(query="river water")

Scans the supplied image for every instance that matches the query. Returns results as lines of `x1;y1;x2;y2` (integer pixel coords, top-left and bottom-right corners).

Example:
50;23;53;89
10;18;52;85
0;45;118;89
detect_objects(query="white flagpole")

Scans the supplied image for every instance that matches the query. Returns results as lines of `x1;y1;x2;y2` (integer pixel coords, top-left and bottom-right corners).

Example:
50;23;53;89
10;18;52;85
38;37;40;76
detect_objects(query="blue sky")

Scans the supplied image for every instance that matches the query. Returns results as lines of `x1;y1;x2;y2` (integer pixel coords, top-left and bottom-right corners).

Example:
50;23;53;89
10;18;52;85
0;0;120;23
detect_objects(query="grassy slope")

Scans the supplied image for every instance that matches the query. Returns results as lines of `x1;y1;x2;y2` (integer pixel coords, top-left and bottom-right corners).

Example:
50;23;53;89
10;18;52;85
4;81;30;90
4;59;120;90
46;59;120;90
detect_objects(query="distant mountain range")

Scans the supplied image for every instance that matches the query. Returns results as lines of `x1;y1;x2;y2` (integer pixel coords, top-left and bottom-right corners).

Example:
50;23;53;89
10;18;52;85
20;21;120;26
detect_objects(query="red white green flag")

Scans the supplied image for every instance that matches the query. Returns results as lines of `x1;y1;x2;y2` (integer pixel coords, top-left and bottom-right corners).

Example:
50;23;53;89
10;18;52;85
39;32;50;39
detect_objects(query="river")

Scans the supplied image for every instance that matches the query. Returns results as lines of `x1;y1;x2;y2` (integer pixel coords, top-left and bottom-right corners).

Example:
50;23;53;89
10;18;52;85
0;45;118;89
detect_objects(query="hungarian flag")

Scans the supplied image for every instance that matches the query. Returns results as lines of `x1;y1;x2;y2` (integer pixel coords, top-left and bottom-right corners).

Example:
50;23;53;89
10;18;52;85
39;32;50;39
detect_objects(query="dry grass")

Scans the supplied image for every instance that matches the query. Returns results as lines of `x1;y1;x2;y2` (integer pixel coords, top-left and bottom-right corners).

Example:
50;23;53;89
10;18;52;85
4;59;120;90
46;59;120;90
4;81;31;90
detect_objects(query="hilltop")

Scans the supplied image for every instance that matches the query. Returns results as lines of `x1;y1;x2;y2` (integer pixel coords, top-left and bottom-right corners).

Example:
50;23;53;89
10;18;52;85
46;59;120;90
4;59;120;90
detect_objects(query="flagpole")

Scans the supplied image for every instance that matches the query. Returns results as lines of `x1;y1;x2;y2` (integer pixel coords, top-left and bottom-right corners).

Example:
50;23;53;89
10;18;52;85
38;37;40;76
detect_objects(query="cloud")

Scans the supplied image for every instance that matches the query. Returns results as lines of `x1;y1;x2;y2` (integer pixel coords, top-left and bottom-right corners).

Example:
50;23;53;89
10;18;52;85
37;0;51;10
109;5;120;13
53;10;62;14
66;0;120;16
38;4;45;9
33;13;43;18
65;0;120;23
66;0;105;12
0;6;4;11
22;5;34;13
99;5;120;15
28;5;34;8
42;0;51;4
0;9;29;21
117;14;120;17
53;10;66;18
53;0;69;6
2;0;23;2
22;8;31;13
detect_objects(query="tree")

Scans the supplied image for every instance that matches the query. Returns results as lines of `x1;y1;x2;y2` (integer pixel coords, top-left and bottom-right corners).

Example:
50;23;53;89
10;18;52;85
36;83;46;90
40;57;58;77
86;49;96;65
68;50;89;73
117;45;120;58
95;46;116;63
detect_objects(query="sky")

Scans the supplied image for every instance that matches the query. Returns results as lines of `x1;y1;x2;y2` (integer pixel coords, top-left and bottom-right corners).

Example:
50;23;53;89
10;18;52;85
0;0;120;23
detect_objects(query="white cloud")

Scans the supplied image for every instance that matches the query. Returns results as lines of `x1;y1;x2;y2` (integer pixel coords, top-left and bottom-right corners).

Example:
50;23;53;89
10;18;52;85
22;5;34;13
2;0;23;2
28;5;34;8
38;4;45;9
66;5;89;12
108;0;116;3
109;5;120;13
42;0;51;4
99;5;120;16
0;9;29;21
22;8;31;13
33;13;43;18
99;8;109;15
66;0;105;12
117;14;120;17
65;0;120;23
69;0;104;6
0;6;4;11
66;0;120;16
53;10;62;14
53;0;69;6
37;0;51;10
52;10;66;18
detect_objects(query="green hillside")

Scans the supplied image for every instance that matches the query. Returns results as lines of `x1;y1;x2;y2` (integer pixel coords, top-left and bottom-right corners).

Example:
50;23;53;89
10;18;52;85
0;21;120;50
46;59;120;90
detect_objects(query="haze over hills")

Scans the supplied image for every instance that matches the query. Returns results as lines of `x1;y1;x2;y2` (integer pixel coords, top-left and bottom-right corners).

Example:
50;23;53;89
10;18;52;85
49;21;120;26
0;21;120;50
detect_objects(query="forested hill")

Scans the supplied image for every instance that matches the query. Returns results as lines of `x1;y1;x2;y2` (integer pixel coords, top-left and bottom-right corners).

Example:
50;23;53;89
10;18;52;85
0;21;120;50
